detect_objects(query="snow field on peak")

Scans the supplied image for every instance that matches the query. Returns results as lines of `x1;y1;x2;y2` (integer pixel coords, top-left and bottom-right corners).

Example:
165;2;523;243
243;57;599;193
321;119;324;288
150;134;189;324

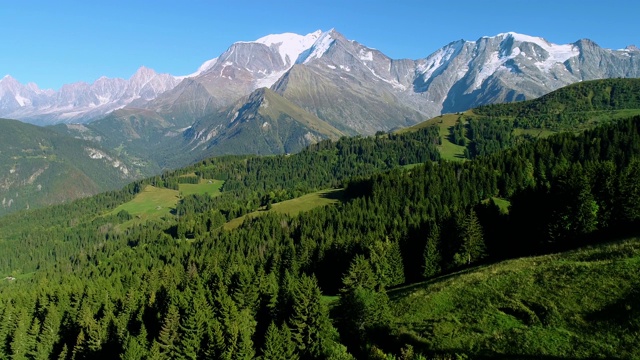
500;32;579;71
417;42;464;80
298;32;335;64
254;30;323;65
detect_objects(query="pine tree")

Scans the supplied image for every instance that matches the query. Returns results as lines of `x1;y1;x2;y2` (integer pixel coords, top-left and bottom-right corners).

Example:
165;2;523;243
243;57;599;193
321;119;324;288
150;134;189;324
422;223;442;278
289;275;333;359
157;304;180;359
57;344;69;360
71;329;86;360
261;322;299;360
177;304;205;360
9;309;31;360
262;322;284;360
121;334;147;360
341;255;377;292
455;209;486;266
34;306;61;360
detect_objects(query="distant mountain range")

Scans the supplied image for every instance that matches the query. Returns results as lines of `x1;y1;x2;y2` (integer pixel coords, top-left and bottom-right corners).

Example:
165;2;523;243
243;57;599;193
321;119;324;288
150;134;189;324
0;67;180;124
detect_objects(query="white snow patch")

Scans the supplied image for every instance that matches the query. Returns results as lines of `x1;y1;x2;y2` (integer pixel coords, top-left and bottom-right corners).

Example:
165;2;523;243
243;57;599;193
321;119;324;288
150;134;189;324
359;49;373;61
253;30;322;65
326;65;336;69
500;32;579;72
177;57;219;79
473;47;521;89
262;122;269;128
417;41;464;80
254;70;287;88
363;63;406;90
14;94;30;107
300;32;335;64
339;65;351;72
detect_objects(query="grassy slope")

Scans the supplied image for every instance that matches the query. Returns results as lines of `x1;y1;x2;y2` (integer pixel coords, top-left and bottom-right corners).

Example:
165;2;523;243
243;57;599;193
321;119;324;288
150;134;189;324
179;179;224;197
109;185;179;222
387;238;640;358
224;188;343;230
260;88;345;139
109;180;223;225
397;112;471;161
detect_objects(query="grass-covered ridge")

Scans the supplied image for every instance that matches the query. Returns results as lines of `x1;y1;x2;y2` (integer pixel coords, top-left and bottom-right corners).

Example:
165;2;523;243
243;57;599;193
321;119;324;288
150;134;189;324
387;238;640;359
401;78;640;159
224;188;343;230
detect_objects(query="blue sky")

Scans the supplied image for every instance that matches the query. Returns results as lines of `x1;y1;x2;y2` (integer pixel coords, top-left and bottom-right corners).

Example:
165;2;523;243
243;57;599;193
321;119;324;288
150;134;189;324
2;0;638;89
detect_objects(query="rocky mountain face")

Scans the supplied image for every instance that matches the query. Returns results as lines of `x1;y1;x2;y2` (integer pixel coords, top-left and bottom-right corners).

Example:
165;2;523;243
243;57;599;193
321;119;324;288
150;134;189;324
183;87;344;157
0;67;180;125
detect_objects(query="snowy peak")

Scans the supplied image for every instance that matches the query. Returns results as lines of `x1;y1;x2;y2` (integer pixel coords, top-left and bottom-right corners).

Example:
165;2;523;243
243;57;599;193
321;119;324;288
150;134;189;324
253;30;322;65
130;66;158;82
297;31;337;64
417;40;466;79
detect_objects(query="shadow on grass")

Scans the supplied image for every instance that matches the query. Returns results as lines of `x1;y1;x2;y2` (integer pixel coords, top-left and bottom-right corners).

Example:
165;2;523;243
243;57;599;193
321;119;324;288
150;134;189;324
318;188;345;202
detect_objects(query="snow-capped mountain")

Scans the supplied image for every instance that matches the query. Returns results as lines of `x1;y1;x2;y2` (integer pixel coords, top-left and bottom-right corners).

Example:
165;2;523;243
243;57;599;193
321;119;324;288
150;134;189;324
133;30;324;122
270;30;640;133
0;67;181;125
3;29;639;133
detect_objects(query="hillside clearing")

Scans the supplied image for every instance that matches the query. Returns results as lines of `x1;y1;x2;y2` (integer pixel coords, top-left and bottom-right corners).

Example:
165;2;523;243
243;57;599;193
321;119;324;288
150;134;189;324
224;188;343;230
179;179;224;197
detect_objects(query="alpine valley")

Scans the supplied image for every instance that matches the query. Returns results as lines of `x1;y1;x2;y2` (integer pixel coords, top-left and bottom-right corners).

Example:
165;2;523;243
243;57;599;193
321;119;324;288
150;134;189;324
0;29;639;214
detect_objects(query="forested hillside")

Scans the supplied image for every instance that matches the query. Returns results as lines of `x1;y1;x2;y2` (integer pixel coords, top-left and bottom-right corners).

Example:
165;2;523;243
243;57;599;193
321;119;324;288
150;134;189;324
406;78;640;159
1;82;640;359
0;118;141;216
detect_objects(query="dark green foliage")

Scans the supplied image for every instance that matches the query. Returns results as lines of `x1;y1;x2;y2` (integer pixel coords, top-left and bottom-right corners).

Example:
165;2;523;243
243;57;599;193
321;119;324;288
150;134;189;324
261;322;298;360
289;275;334;359
475;78;640;129
454;209;486;266
2;85;640;358
422;224;442;278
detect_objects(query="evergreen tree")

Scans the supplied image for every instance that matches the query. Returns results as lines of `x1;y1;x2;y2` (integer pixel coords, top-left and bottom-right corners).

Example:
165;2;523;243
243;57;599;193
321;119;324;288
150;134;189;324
261;322;298;360
422;223;442;278
121;334;147;360
455;209;486;266
289;275;333;359
157;304;180;359
10;310;32;360
34;306;61;360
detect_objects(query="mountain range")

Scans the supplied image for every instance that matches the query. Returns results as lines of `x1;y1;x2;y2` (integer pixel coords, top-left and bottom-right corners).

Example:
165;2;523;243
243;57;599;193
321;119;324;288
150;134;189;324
0;29;638;214
2;30;638;131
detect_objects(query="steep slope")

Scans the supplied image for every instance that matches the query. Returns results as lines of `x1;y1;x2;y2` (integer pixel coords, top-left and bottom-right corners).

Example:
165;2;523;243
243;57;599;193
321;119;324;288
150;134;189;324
0;118;140;215
273;30;428;133
183;87;344;156
432;33;640;113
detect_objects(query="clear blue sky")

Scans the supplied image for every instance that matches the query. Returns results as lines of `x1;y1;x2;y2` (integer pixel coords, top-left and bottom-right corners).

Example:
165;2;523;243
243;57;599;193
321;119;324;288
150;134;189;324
2;0;638;90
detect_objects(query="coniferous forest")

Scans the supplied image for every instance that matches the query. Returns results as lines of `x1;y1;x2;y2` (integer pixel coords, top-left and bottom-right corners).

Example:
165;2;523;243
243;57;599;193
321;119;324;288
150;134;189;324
0;79;639;359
